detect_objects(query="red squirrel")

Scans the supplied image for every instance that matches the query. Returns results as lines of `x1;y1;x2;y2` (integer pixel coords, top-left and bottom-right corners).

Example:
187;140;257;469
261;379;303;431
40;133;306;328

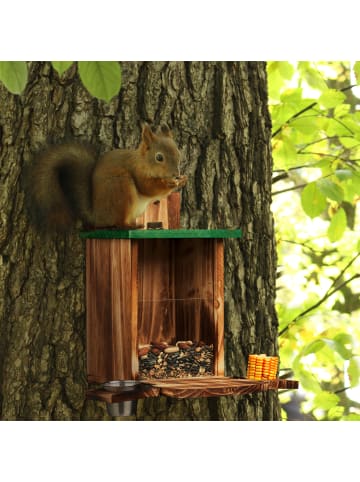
26;123;187;230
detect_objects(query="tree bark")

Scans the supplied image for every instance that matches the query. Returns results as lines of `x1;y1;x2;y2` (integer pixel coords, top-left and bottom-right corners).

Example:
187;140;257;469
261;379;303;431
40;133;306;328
0;61;279;420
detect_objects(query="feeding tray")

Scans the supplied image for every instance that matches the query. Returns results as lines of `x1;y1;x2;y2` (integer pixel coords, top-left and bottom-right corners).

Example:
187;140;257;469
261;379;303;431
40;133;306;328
88;376;298;402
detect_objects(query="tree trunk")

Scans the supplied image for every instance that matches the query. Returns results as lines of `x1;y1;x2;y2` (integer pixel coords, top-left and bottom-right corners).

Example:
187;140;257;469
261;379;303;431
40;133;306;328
0;61;279;420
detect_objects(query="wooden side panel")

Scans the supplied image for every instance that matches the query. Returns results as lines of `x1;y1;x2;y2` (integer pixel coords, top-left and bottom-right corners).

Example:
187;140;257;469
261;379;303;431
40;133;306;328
174;239;216;344
137;239;176;345
86;239;113;382
87;239;137;382
214;240;224;376
110;239;135;380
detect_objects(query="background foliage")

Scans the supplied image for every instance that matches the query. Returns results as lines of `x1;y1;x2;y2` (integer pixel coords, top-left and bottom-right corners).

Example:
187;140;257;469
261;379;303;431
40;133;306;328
269;61;360;420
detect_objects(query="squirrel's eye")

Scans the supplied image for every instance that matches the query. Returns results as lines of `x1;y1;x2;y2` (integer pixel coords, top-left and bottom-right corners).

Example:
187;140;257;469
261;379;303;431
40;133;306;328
155;152;164;162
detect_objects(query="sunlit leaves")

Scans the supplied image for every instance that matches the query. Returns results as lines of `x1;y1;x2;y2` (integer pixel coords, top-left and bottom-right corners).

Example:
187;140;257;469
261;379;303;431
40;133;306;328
318;89;346;109
272;138;298;170
290;116;318;135
271;61;360;421
0;61;28;94
267;61;294;100
317;179;344;204
327;405;345;420
313;391;340;410
333;333;353;360
348;357;360;387
327;208;347;242
353;61;360;83
298;61;328;92
269;61;360;243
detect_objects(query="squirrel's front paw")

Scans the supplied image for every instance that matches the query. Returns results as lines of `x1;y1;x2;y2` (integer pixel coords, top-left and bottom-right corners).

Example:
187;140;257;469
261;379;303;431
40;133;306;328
162;178;178;189
160;175;188;190
175;175;188;188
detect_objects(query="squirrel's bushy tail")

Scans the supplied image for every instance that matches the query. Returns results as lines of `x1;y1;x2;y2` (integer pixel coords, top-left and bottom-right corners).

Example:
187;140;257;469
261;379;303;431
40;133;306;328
25;143;97;231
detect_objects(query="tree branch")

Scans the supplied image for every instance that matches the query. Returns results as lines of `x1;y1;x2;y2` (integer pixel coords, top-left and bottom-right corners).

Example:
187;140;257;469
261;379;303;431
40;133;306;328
272;84;359;139
279;272;360;337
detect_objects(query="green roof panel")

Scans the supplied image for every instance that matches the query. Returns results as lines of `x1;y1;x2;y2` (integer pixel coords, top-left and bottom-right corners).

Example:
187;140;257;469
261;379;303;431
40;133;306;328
80;228;242;240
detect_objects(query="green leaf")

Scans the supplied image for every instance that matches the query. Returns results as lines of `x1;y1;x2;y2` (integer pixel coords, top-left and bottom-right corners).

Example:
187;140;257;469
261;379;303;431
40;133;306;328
344;174;360;202
347;356;360;387
304;67;328;92
327;405;345;420
343;413;360;421
349;172;360;193
298;370;322;393
78;61;122;102
52;61;74;76
272;137;297;170
339;136;360;149
348;413;360;421
340;115;360;135
278;61;295;80
334;103;351;117
290;116;318;135
317;179;344;203
353;61;360;84
335;169;354;181
322;118;353;137
313;391;340;411
301;339;325;356
318;89;346;109
267;67;283;101
270;103;298;129
333;333;353;360
280;88;302;105
0;61;28;94
301;182;327;218
327;208;347;242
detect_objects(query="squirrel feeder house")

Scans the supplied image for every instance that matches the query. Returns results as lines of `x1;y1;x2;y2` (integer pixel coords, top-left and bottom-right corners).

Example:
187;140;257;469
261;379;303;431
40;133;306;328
82;193;298;412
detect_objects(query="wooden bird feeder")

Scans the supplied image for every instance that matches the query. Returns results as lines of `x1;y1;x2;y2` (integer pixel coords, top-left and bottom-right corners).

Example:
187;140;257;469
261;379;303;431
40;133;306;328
82;193;298;410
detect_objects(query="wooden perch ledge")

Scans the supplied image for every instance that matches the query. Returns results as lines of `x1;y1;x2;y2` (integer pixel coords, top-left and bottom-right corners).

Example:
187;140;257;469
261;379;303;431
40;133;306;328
87;376;299;403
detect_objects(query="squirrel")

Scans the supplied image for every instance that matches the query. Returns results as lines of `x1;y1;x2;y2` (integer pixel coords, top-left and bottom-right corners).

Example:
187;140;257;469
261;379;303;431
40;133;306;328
26;123;187;230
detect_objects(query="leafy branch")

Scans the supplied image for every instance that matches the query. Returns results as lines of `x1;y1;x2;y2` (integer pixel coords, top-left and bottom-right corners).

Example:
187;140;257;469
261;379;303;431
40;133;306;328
279;252;360;337
272;84;358;139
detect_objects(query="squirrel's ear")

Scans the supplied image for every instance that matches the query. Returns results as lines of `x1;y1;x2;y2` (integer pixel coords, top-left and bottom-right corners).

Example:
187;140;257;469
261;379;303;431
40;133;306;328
141;123;155;147
157;123;173;138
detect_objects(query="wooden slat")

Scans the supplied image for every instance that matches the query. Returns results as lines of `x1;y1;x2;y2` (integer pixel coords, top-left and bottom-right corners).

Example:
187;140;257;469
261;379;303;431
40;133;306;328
214;240;224;376
86;239;113;383
110;239;134;379
167;192;181;229
131;241;139;378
